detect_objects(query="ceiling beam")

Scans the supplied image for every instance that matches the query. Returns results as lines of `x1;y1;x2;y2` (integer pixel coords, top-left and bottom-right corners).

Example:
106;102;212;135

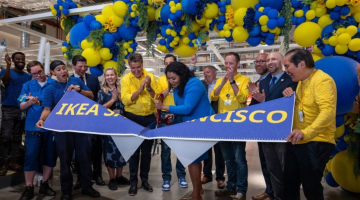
5;24;64;44
207;40;225;66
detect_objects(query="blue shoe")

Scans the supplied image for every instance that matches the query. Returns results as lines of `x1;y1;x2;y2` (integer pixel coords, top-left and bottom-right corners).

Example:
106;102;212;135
162;180;171;191
178;178;188;188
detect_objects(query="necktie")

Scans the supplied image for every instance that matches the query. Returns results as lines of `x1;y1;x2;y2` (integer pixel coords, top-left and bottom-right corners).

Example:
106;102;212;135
80;76;85;83
269;76;277;90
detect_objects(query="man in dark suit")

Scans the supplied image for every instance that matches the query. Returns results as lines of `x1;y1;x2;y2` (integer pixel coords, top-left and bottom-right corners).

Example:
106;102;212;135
250;52;297;200
200;66;226;189
70;55;106;188
250;53;274;200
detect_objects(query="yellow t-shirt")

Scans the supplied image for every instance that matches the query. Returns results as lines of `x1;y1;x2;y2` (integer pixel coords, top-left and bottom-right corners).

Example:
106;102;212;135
294;69;336;144
157;74;175;106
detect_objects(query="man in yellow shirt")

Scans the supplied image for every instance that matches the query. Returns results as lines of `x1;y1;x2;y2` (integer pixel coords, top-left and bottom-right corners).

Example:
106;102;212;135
211;52;250;200
156;54;187;191
282;49;336;200
120;53;157;196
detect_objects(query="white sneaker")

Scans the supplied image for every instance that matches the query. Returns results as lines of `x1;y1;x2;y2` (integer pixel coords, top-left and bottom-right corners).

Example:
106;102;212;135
231;192;246;200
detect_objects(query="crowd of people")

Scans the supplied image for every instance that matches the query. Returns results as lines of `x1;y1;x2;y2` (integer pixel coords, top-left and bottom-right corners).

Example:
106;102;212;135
0;49;339;200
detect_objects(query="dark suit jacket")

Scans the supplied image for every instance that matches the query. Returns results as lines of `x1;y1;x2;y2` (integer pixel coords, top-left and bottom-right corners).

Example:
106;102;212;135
202;80;218;114
71;73;100;101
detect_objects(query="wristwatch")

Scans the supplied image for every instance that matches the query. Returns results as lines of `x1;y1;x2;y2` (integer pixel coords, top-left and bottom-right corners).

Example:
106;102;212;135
229;80;236;85
146;87;152;91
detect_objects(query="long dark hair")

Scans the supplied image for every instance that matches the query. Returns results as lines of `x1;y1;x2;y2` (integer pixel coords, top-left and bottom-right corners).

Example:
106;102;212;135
165;62;194;97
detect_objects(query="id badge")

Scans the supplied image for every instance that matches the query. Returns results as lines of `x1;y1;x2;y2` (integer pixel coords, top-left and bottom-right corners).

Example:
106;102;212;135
114;109;121;114
224;100;232;105
298;110;304;122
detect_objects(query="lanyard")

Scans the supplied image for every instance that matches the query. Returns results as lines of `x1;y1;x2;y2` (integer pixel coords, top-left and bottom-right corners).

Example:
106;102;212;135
298;69;317;111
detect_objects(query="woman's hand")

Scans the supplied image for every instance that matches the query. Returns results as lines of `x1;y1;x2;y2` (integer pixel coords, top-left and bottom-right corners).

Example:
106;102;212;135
111;87;119;101
164;114;174;124
36;119;44;129
154;99;164;110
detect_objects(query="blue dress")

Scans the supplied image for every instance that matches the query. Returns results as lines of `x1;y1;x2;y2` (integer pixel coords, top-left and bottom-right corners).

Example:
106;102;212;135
169;77;215;164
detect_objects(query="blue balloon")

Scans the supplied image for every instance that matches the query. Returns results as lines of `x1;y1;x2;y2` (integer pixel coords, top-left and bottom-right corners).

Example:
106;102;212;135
217;22;225;30
84;15;96;28
325;173;339;187
263;7;271;15
267;33;275;39
297;16;306;25
292;16;297;25
315;56;360;114
247;36;261;46
169;14;177;22
111;32;122;42
62;42;70;47
220;7;226;13
340;6;350;16
321;44;334;56
255;11;263;21
321;24;335;38
69;22;90;49
277;16;285;26
291;0;301;8
62;3;69;9
131;19;138;27
331;148;339;157
336;115;344;127
103;33;115;48
335;138;347;151
175;10;183;18
69;2;77;9
311;17;319;23
334;6;341;12
62;8;70;16
218;15;225;22
54;4;59;9
346;50;355;56
159;39;166;45
188;32;196;40
118;24;138;41
249;24;261;36
254;3;261;10
76;17;84;23
130;42;138;48
89;65;103;77
260;0;284;11
265;38;274;45
267;9;278;19
260;31;268;37
182;0;200;15
57;0;63;5
302;5;310;14
90;20;102;30
267;19;278;29
161;4;171;22
330;11;340;20
225;37;233;42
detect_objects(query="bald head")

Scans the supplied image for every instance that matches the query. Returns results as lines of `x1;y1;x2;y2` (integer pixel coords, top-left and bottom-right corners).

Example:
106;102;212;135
255;53;268;77
267;52;284;76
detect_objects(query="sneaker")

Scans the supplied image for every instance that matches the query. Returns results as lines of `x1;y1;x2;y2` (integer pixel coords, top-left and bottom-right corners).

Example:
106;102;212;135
81;187;100;198
39;181;56;196
116;175;130;185
215;188;237;196
162;180;171;191
19;186;34;200
108;179;118;190
231;192;246;200
178;178;188;188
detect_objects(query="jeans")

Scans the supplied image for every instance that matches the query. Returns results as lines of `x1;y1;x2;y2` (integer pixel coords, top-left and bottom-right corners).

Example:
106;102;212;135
220;141;248;194
203;142;225;181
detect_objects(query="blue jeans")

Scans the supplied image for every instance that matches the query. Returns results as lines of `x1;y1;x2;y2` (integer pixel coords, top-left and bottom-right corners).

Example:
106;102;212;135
220;141;248;194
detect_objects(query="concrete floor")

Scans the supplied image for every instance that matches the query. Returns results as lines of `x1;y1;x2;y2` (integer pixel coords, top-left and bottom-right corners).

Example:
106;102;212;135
0;142;359;200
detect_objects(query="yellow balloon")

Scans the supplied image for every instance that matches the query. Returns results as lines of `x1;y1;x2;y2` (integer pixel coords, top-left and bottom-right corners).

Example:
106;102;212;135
312;53;322;62
224;30;231;37
351;5;360;15
174;41;198;58
335;124;345;138
316;7;327;17
233;26;249;42
103;60;118;70
335;0;347;6
231;0;259;9
259;15;269;26
310;1;318;10
336;27;346;35
335;44;348;54
328;36;338;46
61;46;68;52
102;5;114;18
261;25;269;32
155;6;162;21
354;12;360;23
95;15;107;25
81;39;93;50
219;30;225;37
99;48;113;61
318;14;333;28
112;15;123;27
113;1;129;18
346;25;358;37
204;3;219;19
306;10;316;20
326;159;332;172
349;38;360;51
51;10;57;15
148;6;155;21
234;7;247;26
331;151;360;193
81;48;101;67
337;33;351;45
196;16;207;25
313;45;321;54
192;21;200;32
269;27;279;34
326;0;336;9
294;22;321;47
294;10;304;17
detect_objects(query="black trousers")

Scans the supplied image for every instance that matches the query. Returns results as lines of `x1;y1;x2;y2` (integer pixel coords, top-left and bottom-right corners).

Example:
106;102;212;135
203;142;225;181
284;142;334;200
0;106;24;163
125;112;155;184
258;142;274;197
56;132;93;194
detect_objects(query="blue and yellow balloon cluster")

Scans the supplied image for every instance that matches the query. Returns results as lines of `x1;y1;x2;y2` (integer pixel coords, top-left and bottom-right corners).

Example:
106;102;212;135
50;0;79;18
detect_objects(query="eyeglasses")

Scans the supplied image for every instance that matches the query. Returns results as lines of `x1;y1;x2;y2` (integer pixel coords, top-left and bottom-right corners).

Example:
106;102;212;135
31;70;44;77
254;60;266;64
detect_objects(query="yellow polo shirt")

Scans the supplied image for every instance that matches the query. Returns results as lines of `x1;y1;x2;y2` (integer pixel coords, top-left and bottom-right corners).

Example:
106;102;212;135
157;74;175;106
294;69;336;144
121;69;158;116
210;72;250;113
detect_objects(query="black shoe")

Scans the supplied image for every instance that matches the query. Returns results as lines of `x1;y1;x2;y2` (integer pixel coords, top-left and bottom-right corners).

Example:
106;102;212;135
141;181;153;192
128;184;137;196
116;176;130;185
60;193;72;200
94;176;106;186
108;179;118;190
81;187;100;198
39;181;56;196
73;180;81;190
19;186;34;200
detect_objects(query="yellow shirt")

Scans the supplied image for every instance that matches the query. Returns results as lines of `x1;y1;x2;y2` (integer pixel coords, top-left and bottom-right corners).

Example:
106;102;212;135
294;69;336;144
210;73;250;113
157;74;175;106
120;69;158;116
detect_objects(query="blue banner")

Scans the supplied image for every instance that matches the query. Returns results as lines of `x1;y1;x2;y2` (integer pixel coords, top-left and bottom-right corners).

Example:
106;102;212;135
44;91;294;142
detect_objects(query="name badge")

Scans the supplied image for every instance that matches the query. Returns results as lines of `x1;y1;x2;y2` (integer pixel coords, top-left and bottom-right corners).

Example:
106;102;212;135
224;100;232;105
298;110;304;122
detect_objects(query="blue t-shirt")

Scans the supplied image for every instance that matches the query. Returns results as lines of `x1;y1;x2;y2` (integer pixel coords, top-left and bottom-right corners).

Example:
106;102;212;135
18;77;55;132
42;77;90;108
0;69;31;107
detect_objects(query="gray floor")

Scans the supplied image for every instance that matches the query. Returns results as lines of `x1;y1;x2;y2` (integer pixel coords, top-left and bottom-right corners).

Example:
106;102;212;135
1;142;360;200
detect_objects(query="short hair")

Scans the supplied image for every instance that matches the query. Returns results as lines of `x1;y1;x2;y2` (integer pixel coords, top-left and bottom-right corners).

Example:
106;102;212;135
128;53;143;64
72;55;87;66
203;65;217;72
11;52;25;60
225;52;240;63
26;61;43;73
164;54;177;62
285;49;314;68
165;62;194;97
